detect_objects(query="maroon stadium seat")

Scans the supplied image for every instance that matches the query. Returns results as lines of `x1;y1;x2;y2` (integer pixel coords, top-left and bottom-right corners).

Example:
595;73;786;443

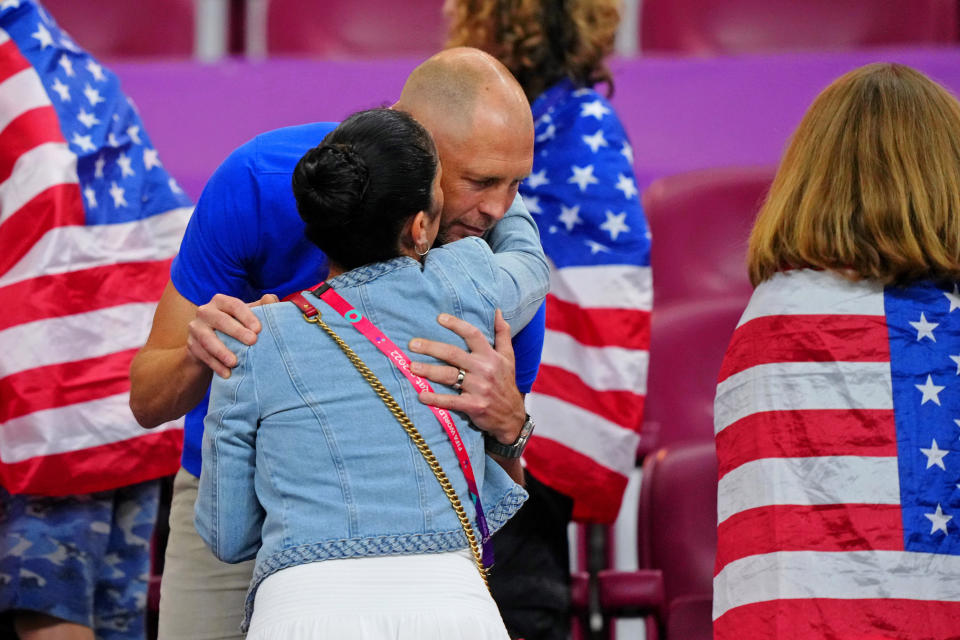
638;166;769;454
599;441;718;639
641;0;960;55
640;297;745;455
40;0;195;59
639;442;717;639
266;0;446;58
642;166;773;308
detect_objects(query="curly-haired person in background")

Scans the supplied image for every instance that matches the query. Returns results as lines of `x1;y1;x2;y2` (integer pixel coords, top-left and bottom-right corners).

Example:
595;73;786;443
446;2;652;638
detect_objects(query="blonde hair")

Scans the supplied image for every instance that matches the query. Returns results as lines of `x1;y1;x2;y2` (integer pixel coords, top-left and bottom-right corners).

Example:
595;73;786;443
748;63;960;286
445;0;619;102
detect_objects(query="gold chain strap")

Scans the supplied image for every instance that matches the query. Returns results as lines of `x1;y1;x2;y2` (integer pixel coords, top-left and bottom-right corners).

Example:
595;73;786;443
302;312;490;591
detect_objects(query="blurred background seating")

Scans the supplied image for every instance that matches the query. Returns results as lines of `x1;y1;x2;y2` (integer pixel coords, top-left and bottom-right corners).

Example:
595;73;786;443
637;166;774;455
640;0;959;55
600;442;718;640
642;166;772;308
39;0;208;58
640;298;751;456
257;0;445;58
40;0;960;61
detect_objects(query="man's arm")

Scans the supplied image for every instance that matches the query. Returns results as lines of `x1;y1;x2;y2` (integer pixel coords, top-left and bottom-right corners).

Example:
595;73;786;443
129;281;275;428
484;194;549;333
409;310;526;484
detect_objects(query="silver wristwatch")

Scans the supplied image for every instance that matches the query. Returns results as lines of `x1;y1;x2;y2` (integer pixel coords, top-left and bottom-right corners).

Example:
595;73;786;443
484;414;535;458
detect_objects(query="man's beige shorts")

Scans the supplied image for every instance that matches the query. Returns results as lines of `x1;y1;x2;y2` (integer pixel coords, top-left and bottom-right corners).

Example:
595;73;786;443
158;468;255;640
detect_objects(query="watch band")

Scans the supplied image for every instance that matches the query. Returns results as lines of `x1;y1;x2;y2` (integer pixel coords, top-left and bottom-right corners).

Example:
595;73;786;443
484;414;535;459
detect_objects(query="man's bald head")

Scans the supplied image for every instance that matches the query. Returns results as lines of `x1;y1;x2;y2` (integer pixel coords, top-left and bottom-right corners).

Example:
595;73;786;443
395;47;535;242
395;47;532;142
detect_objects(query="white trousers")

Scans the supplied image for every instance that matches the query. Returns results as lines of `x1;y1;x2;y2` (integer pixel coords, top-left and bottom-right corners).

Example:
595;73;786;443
247;549;510;640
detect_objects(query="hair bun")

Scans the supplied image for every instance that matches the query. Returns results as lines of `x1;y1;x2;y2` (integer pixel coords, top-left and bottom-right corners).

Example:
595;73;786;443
291;108;439;271
292;143;371;230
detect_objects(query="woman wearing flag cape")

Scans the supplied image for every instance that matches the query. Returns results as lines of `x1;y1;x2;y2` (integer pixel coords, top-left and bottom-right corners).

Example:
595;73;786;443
714;63;960;639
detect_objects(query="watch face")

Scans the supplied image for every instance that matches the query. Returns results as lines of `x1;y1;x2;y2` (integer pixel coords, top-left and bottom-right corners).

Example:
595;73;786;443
485;416;534;458
520;416;535;437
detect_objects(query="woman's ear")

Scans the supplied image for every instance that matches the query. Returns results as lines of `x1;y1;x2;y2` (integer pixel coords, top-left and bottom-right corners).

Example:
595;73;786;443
402;211;430;255
410;211;430;252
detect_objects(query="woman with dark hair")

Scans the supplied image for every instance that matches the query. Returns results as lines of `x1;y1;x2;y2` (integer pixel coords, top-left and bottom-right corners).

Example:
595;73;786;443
193;108;548;639
714;63;960;639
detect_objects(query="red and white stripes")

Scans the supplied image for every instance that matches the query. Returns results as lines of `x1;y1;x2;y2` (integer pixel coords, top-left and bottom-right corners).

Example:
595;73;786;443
713;269;960;639
525;262;651;522
0;26;187;495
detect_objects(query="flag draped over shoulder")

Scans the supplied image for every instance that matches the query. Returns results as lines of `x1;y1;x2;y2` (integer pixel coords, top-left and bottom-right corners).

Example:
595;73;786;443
714;269;960;639
520;80;651;523
0;1;191;496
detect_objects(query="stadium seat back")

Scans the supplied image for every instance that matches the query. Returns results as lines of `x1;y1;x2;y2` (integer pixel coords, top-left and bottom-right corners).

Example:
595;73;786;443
641;298;746;453
40;0;195;59
639;441;718;639
640;0;960;55
266;0;446;58
643;166;772;308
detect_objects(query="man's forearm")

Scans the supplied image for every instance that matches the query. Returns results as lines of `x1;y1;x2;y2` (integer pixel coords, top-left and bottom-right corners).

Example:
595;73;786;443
129;346;212;428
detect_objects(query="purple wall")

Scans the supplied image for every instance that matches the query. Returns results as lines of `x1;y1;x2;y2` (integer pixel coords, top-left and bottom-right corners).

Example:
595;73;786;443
112;47;960;202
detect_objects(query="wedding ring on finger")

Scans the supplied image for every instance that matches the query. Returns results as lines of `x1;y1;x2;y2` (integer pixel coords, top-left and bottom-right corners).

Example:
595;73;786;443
452;368;466;393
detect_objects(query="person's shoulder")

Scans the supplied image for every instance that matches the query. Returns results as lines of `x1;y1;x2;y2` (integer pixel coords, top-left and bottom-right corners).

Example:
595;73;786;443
429;237;497;284
256;298;312;328
218;301;304;353
434;236;492;261
251;122;339;151
547;82;598;110
546;83;621;125
228;122;340;176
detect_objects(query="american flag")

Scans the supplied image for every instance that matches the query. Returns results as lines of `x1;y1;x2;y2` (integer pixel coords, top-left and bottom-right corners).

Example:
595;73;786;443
714;269;960;638
520;80;651;523
0;1;190;496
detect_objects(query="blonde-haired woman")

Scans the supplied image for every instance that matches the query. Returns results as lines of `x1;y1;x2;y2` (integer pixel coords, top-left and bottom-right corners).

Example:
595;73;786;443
446;2;651;639
714;63;960;640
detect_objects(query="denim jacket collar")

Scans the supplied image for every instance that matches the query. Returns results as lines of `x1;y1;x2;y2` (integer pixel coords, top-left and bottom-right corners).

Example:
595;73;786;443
325;256;420;290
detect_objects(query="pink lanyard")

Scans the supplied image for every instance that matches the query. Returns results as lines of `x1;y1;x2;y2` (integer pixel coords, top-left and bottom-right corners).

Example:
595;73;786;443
283;282;493;566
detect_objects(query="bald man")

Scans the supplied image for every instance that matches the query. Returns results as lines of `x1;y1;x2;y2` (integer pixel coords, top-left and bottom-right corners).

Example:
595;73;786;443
130;48;542;639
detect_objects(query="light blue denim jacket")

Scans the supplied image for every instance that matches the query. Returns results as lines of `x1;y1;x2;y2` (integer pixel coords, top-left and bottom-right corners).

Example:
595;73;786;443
194;200;548;628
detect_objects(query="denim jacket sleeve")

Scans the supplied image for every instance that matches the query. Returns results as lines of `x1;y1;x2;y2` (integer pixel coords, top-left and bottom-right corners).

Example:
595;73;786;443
194;330;265;563
479;455;529;533
482;193;550;332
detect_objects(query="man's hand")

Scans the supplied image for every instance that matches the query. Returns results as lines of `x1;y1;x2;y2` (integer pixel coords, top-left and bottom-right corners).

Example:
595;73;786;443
131;283;281;428
408;310;526;445
187;293;279;378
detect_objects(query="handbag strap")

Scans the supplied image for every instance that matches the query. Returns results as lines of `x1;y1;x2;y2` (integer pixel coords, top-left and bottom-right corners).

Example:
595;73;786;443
282;287;491;589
